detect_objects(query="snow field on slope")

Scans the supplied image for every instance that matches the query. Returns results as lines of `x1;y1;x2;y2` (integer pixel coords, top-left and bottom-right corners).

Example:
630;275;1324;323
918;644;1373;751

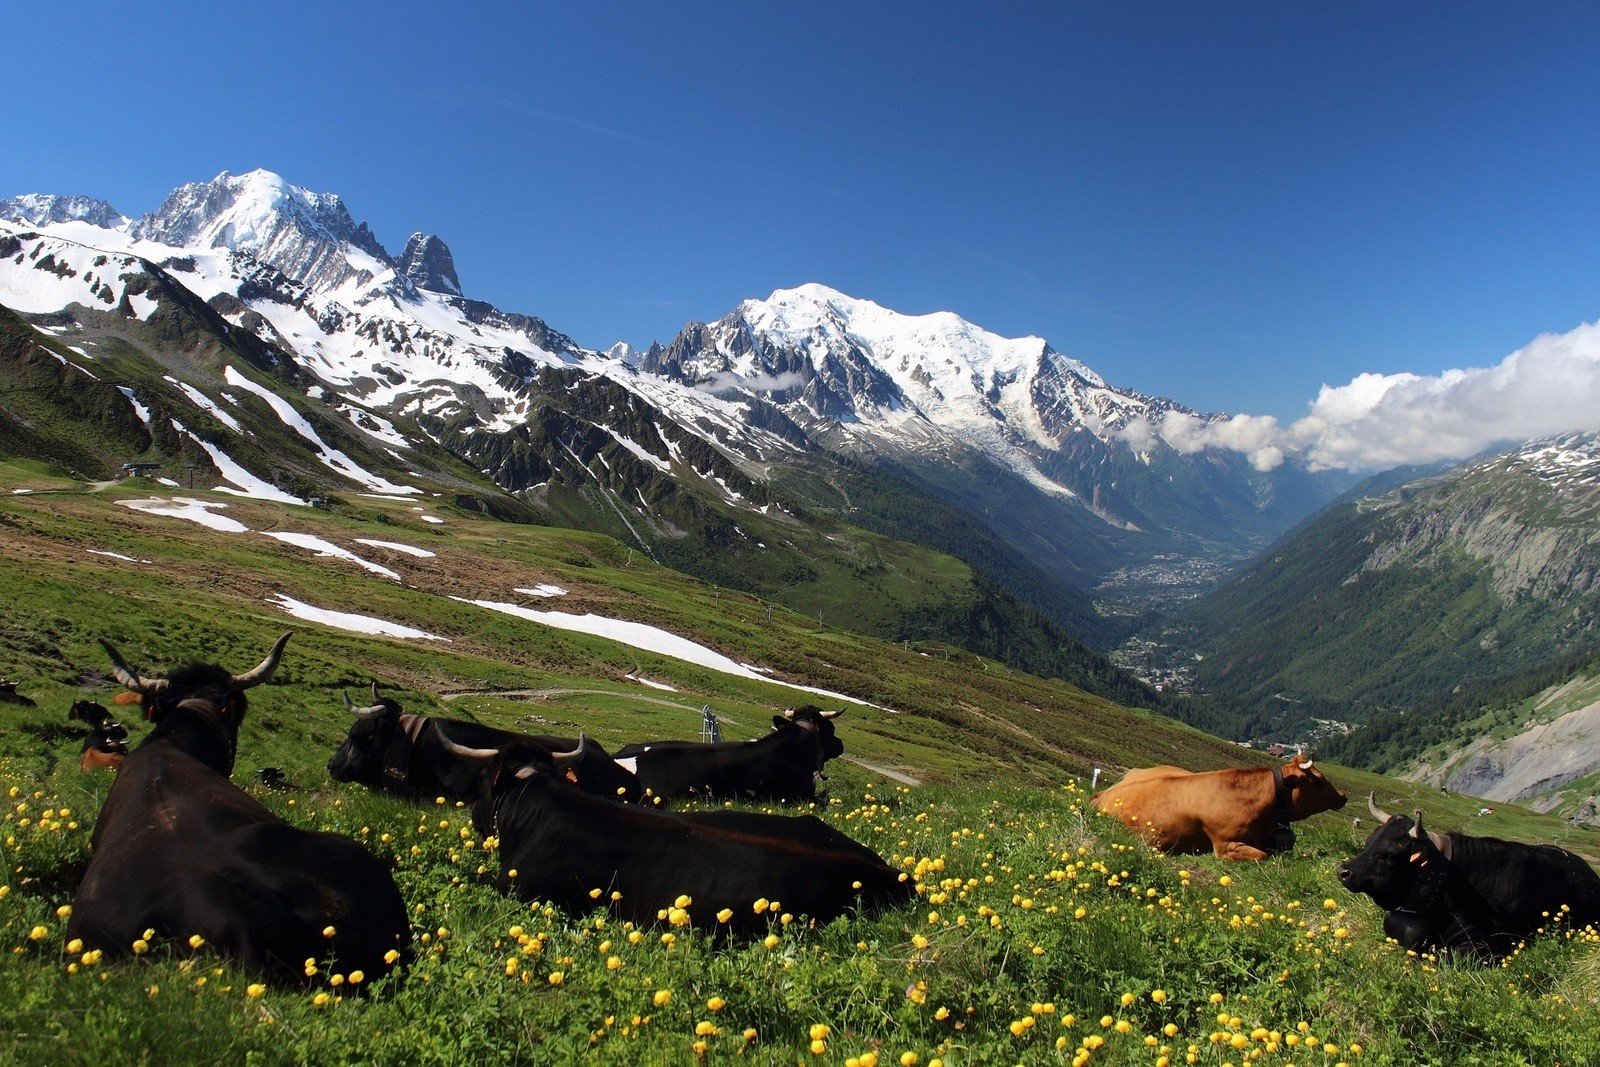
260;531;402;580
222;366;421;494
450;596;881;709
169;418;308;505
266;594;448;641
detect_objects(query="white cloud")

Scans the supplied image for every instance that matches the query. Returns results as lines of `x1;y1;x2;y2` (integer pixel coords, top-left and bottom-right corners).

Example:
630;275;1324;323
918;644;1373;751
1153;411;1289;472
695;370;806;395
1121;319;1600;472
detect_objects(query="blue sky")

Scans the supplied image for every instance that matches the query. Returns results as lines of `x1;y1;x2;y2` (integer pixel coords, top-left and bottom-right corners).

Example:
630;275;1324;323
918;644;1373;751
9;2;1600;425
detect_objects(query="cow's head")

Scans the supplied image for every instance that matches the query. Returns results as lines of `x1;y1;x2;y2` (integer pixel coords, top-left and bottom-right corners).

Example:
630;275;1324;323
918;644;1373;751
99;633;291;773
1336;794;1451;911
773;705;846;763
1280;754;1347;816
434;734;589;839
327;683;406;787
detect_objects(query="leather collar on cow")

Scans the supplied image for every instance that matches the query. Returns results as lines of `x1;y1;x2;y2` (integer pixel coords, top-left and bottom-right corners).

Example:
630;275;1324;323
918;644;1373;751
1271;765;1292;827
1388;831;1459;921
382;714;432;787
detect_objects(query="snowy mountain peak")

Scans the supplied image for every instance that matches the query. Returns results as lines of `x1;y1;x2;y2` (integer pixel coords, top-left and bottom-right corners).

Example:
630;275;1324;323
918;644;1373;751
398;232;461;295
0;193;128;230
132;169;392;293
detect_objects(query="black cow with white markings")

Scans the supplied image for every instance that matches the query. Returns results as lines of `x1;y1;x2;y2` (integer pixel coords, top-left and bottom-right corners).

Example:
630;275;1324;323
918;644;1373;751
1337;793;1600;961
613;704;844;802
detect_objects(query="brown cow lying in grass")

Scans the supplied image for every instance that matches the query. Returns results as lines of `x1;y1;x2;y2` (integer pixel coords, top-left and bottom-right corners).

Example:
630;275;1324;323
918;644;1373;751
1091;755;1347;860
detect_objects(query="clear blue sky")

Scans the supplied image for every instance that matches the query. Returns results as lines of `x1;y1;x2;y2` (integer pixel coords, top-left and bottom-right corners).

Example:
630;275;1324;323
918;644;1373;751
8;1;1600;422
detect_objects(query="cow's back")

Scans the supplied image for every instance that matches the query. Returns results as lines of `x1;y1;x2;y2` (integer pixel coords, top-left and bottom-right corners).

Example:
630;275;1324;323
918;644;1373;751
1093;767;1268;856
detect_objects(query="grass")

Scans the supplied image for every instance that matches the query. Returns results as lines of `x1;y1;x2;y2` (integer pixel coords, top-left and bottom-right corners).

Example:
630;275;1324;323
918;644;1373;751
0;479;1598;1064
3;772;1599;1065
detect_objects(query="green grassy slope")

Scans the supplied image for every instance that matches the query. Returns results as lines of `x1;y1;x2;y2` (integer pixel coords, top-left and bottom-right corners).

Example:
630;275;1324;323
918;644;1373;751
1;476;1599;1063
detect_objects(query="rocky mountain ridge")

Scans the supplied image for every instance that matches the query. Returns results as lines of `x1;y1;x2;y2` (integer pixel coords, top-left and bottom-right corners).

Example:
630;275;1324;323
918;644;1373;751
0;168;1349;635
1177;432;1600;742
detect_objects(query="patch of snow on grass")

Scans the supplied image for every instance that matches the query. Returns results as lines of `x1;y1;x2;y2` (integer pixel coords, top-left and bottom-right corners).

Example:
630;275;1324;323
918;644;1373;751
420;515;444;524
354;538;436;558
171;419;308;505
451;597;879;708
266;594;448;641
515;585;568;598
626;674;678;692
166;377;243;432
260;531;402;580
116;496;250;533
87;549;150;564
116;386;151;425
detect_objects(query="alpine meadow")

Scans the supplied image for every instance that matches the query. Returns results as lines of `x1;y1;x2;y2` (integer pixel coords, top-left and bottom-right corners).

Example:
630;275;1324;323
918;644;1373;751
10;7;1600;1065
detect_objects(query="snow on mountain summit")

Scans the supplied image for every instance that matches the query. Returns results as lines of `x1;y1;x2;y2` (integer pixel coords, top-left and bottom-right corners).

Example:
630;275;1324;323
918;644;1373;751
653;282;1180;452
0;193;129;230
132;169;392;293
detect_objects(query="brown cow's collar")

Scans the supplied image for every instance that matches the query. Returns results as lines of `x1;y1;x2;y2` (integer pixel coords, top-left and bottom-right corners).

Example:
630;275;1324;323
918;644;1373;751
1271;765;1292;827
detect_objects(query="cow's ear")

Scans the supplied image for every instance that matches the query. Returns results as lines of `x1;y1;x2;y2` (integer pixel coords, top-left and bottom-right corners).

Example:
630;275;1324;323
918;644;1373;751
772;715;790;729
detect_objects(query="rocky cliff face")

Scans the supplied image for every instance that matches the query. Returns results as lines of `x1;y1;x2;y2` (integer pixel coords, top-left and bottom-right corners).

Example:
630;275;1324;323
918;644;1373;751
398;233;460;295
1361;435;1600;605
1409;674;1600;815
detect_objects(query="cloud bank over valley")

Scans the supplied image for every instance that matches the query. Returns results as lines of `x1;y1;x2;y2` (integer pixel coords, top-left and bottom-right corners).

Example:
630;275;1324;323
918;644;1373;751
1121;319;1600;472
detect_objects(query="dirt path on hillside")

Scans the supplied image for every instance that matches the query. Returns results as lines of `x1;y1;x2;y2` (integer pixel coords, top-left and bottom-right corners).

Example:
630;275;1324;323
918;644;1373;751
439;686;924;785
439;686;705;713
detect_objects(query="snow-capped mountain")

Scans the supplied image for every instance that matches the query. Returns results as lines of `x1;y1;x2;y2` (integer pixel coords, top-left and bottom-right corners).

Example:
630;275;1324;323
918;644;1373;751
644;283;1196;502
0;168;1348;638
131;169;390;293
1;193;128;230
643;283;1344;558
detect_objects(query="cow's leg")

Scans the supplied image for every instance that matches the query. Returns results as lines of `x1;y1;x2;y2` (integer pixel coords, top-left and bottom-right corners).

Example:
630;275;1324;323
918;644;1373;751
1214;839;1270;861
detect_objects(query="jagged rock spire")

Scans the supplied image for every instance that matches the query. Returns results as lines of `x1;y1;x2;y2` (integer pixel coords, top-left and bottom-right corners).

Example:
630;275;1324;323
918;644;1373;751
399;233;461;296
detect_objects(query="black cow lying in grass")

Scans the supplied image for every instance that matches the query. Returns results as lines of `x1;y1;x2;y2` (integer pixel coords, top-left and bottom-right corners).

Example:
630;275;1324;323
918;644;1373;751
1338;794;1600;961
613;704;845;802
442;736;914;937
328;684;642;803
68;699;129;772
67;634;410;985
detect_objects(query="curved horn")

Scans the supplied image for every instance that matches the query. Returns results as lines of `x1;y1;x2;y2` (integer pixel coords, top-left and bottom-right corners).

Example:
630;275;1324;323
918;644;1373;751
1410;810;1425;840
343;691;388;719
231;633;292;689
551;747;584;768
371;681;380;703
436;736;502;765
819;707;843;719
98;638;168;695
1367;792;1393;823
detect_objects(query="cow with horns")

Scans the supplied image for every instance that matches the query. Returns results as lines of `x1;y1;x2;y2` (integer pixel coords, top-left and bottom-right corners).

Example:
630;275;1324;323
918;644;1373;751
439;736;914;936
1337;794;1600;961
66;634;410;984
1091;755;1348;860
69;699;130;772
328;684;642;804
612;704;845;803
